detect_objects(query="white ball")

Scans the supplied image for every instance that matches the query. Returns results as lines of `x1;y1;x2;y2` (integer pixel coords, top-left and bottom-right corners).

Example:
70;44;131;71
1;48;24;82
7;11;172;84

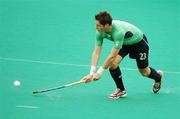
14;80;21;87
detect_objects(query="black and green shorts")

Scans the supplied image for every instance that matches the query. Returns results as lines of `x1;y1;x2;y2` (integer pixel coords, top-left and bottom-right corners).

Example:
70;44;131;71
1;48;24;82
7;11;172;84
119;35;149;69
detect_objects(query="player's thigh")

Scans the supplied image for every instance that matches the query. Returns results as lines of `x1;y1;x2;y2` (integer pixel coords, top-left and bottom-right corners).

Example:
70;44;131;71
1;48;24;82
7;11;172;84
136;52;149;69
114;55;123;64
130;35;149;69
110;55;123;69
110;46;129;69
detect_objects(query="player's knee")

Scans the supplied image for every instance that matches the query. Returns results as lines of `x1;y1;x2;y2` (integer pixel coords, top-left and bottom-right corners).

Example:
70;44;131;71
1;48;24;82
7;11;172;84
141;72;148;77
110;61;119;69
139;67;150;77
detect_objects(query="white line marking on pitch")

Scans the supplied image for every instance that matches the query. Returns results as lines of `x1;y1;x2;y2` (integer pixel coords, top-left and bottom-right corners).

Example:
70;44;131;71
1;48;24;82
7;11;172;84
0;57;180;74
0;57;89;67
16;105;40;109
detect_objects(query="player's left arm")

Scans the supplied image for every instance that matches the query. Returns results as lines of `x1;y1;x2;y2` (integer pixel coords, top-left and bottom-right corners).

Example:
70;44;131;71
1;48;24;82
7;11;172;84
93;31;124;80
92;48;120;80
102;48;120;69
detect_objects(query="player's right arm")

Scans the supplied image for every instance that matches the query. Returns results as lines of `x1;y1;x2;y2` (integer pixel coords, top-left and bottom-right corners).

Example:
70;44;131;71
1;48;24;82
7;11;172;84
91;46;101;69
81;46;102;83
81;31;103;83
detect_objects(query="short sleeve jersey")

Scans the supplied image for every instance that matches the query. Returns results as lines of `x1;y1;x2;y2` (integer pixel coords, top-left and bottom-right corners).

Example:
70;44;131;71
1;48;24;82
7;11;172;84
96;20;144;49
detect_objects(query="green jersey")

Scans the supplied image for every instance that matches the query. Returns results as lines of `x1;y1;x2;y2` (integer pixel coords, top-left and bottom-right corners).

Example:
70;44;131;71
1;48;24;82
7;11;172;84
96;20;144;49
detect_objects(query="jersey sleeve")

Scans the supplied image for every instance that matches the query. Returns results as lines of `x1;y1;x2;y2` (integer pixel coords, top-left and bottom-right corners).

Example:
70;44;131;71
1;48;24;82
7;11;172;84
96;30;103;47
113;32;124;49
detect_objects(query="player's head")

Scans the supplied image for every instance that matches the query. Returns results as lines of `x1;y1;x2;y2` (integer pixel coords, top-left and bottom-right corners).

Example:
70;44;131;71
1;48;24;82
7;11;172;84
95;11;112;32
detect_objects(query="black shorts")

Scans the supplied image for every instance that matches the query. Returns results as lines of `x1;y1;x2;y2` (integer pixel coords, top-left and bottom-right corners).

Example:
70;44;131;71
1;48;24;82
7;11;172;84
118;35;149;69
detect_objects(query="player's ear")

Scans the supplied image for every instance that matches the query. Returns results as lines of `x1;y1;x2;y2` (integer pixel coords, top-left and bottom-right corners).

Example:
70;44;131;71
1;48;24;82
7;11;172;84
104;24;108;27
104;24;110;28
105;24;112;29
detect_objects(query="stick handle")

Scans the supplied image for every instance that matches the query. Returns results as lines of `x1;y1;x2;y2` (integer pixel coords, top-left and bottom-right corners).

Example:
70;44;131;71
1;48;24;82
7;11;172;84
64;80;85;87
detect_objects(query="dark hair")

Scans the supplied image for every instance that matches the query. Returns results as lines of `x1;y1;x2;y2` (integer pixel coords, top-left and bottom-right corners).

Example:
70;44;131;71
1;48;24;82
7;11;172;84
95;11;112;26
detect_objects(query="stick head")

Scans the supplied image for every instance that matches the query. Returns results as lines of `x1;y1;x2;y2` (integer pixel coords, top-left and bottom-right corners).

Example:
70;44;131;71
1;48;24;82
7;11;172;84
32;91;39;94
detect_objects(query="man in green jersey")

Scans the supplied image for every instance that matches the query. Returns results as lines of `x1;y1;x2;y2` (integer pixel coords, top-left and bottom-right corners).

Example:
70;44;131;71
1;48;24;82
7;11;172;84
82;11;163;99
